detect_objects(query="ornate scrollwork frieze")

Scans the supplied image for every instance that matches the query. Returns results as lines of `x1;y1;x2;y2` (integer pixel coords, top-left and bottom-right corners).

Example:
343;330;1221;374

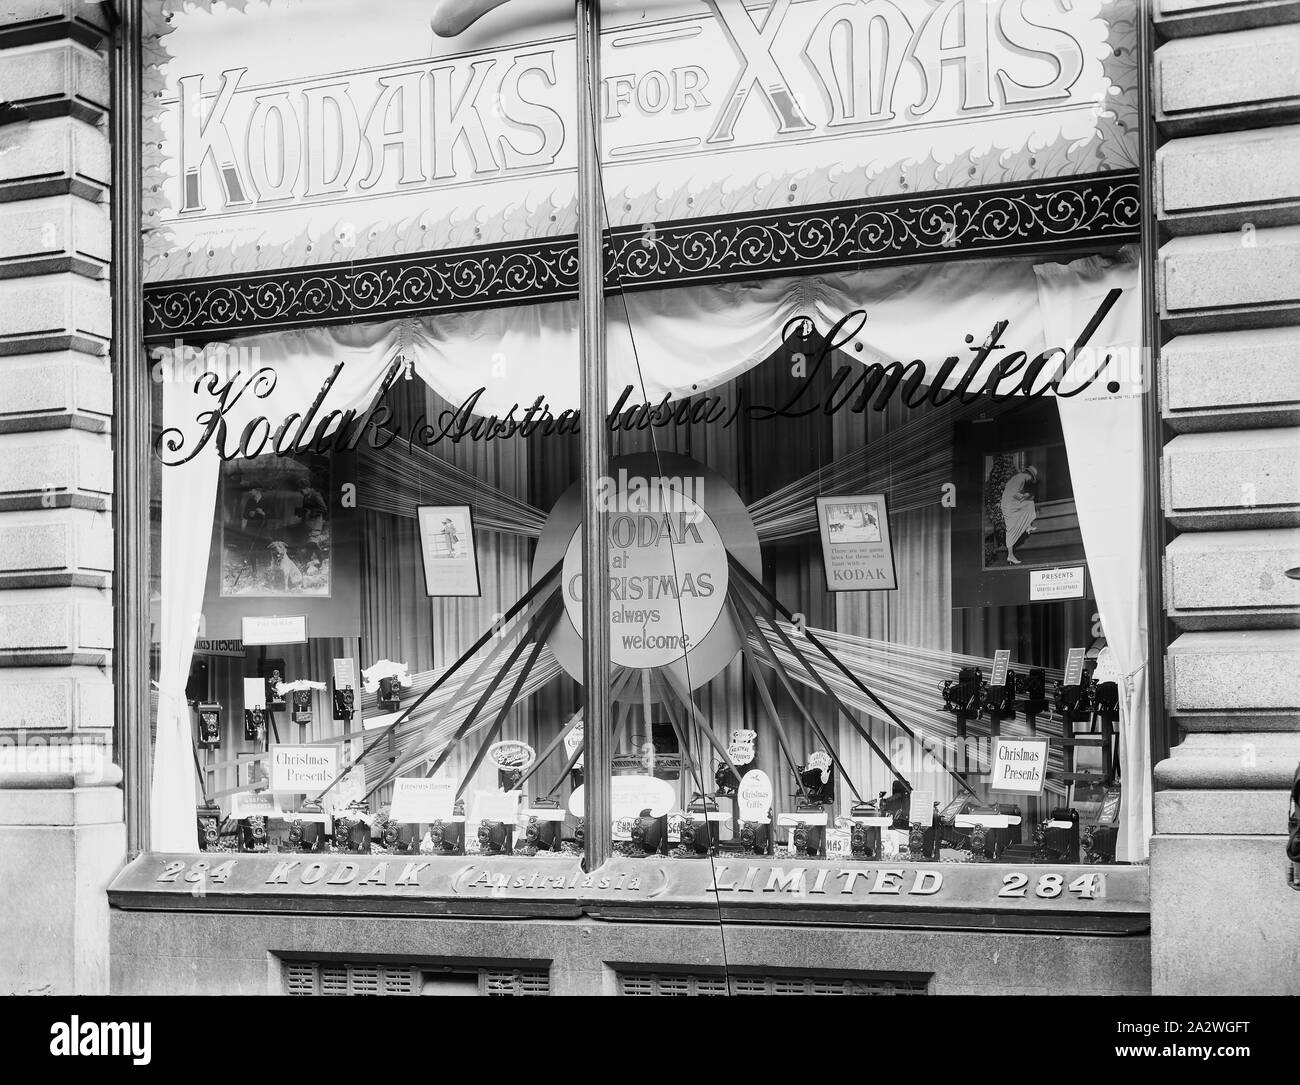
143;172;1139;342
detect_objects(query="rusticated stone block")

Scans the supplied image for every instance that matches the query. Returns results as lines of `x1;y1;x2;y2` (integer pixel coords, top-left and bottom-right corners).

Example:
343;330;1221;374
0;41;109;121
1154;787;1291;834
0;666;113;730
0;431;113;499
0;589;113;654
1164;527;1300;628
1156;0;1300;40
0;785;123;996
0;273;109;355
1155;24;1300;133
0;196;110;280
1161;327;1300;431
1156;125;1300;234
0;1;109;29
1155;730;1300;787
1158;225;1300;332
0;351;111;430
1166;629;1300;724
1162;428;1300;528
0;117;109;204
1151;834;1299;994
0;508;112;576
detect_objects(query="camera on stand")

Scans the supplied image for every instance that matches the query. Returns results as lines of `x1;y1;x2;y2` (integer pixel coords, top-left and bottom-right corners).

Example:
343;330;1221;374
380;811;419;854
1053;658;1095;724
941;666;984;717
287;797;328;853
429;799;466;855
1037;807;1081;864
332;685;355;722
334;798;372;853
243;705;267;744
1092;680;1120;785
196;702;222;750
376;675;402;712
982;669;1016;722
1080;786;1123;865
980;666;1017;746
238;814;269;853
781;803;828;858
1015;669;1048;734
796;753;834;806
714;762;740;796
675;794;720;857
196;800;223;851
515;797;564;855
849;796;893;859
781;754;833;857
1056;658;1120;789
738;819;771;856
941;666;985;777
476;819;511;855
627;808;668;858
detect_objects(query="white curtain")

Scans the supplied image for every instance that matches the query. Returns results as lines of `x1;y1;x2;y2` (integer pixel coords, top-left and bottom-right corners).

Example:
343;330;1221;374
151;379;221;851
1035;250;1151;861
153;251;1149;853
151;324;421;849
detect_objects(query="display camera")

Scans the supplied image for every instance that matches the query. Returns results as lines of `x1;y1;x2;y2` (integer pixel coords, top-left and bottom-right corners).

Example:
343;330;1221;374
980;668;1017;720
941;666;984;716
795;761;834;806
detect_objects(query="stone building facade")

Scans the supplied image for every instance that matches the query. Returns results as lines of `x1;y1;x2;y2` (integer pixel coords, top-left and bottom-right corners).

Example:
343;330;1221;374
1150;1;1300;994
0;0;1296;995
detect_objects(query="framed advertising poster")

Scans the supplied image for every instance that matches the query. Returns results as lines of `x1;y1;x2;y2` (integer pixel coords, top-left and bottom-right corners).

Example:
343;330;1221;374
417;505;481;598
201;450;360;638
816;495;897;592
952;401;1092;609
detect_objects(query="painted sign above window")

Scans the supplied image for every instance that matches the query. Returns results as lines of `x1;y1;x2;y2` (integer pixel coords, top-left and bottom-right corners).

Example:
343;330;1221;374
143;0;1137;283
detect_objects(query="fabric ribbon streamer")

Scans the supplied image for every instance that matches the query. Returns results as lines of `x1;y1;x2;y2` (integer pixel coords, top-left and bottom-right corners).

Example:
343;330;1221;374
358;440;547;536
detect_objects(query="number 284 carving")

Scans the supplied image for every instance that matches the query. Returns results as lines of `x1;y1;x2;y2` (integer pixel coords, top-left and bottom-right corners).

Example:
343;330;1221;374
998;871;1105;900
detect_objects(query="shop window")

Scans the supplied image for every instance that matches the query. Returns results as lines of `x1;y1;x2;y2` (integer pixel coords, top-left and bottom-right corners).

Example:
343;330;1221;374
148;251;1148;868
141;0;1151;887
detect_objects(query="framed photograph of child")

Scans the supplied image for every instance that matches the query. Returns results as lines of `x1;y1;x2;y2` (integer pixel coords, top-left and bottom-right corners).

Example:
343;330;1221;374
201;450;359;639
417;505;481;598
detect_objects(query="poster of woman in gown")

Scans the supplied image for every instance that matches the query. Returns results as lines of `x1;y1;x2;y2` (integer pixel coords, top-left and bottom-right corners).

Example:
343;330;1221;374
983;453;1040;568
956;408;1088;607
1000;464;1038;565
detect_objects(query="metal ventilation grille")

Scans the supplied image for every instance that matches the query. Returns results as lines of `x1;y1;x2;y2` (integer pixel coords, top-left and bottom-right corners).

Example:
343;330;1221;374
618;970;928;996
618;971;729;996
283;960;548;996
729;974;929;996
284;961;418;996
482;968;551;996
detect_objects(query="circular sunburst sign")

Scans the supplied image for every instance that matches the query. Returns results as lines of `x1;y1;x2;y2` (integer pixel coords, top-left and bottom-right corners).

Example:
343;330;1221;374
533;453;762;698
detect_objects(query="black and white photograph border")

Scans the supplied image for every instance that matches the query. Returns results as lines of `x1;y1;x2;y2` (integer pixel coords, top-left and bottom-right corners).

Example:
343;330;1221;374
0;0;1294;1039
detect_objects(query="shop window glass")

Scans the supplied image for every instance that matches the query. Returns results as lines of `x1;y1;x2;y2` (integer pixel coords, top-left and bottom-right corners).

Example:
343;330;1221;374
142;0;1150;916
